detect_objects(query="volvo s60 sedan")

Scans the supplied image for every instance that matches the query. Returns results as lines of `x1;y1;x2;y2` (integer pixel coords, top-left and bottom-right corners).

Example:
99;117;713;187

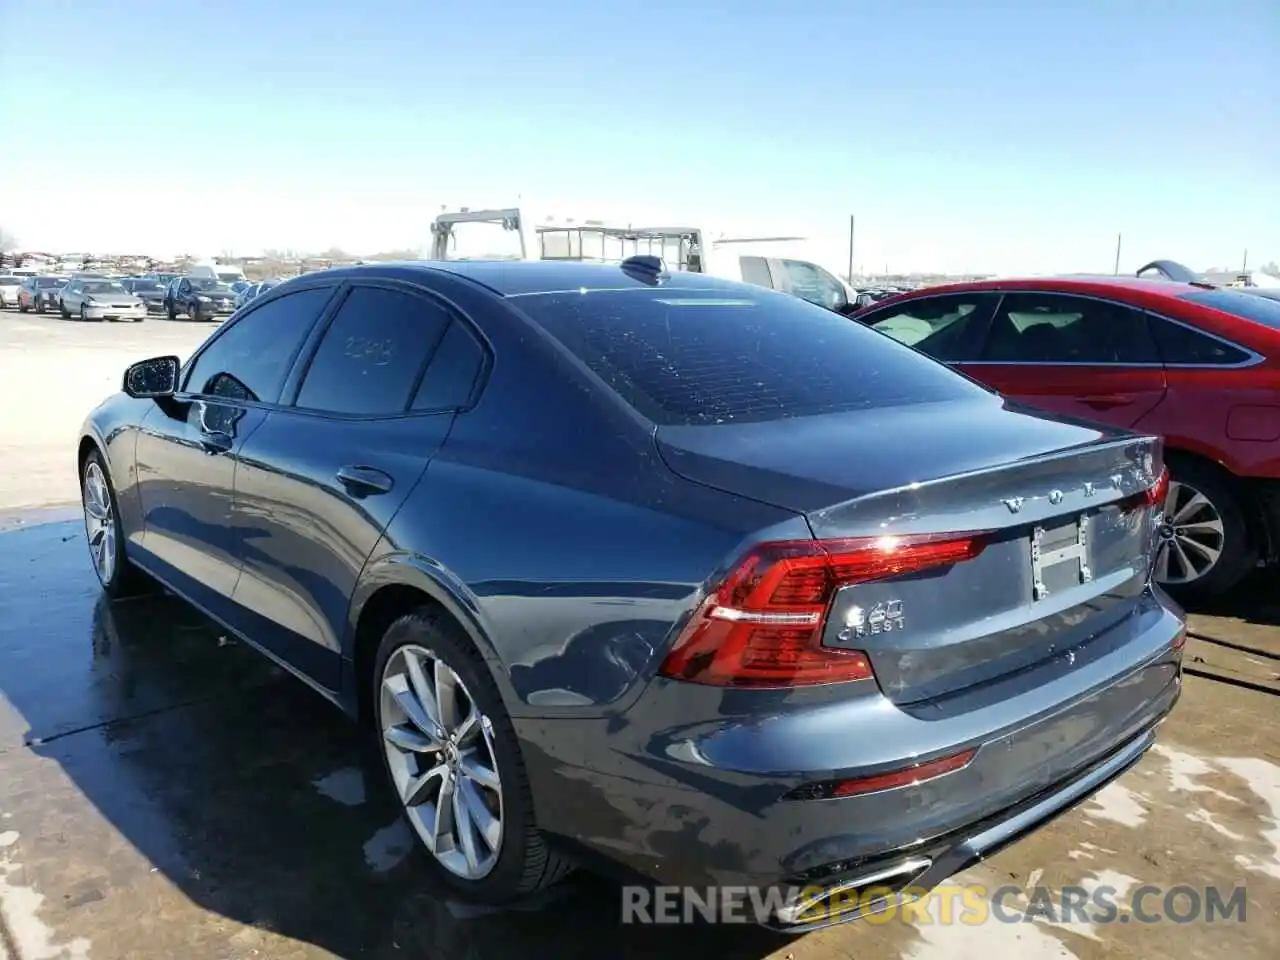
77;258;1185;930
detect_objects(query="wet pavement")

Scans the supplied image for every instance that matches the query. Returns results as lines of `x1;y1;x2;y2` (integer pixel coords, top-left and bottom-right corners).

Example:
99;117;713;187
0;508;1277;959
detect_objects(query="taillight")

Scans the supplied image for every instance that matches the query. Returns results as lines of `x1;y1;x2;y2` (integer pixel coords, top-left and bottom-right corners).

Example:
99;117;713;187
1119;466;1171;514
1146;466;1170;510
657;533;989;688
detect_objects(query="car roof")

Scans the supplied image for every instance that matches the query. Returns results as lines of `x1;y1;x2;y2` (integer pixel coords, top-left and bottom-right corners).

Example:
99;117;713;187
911;275;1202;296
313;259;758;298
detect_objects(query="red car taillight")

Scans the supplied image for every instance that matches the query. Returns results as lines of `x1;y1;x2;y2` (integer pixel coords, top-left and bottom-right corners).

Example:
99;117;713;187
658;533;989;688
1146;466;1170;509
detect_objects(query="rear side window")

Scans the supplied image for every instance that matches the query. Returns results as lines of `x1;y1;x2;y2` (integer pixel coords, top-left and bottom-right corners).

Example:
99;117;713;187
514;288;986;426
295;285;450;415
1181;289;1280;330
982;293;1160;364
1149;317;1251;365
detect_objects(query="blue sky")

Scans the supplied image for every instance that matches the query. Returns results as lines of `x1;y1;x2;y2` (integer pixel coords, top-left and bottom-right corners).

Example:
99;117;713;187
1;0;1276;273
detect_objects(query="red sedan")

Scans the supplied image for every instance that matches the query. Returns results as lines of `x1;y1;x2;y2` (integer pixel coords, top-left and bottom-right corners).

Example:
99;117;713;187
853;276;1280;601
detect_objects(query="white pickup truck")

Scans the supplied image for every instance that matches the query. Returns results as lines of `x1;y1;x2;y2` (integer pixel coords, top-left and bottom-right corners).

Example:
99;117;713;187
428;207;860;313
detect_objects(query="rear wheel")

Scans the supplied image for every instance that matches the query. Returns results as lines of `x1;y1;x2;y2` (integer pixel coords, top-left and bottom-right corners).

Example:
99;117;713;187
373;608;574;902
1155;457;1257;602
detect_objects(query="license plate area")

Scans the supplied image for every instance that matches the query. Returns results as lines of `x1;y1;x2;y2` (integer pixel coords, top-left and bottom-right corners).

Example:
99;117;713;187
1031;515;1092;600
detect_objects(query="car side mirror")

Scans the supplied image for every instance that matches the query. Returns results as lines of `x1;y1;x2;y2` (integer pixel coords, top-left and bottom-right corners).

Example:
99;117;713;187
124;355;180;398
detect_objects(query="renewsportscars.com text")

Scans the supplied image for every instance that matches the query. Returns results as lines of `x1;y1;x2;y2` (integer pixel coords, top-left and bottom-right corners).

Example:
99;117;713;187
621;882;1248;926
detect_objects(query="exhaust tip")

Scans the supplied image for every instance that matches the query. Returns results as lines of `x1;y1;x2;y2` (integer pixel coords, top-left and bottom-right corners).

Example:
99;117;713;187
773;855;933;927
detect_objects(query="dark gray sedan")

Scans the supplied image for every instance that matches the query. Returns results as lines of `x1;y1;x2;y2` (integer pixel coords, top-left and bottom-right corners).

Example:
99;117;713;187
75;259;1184;930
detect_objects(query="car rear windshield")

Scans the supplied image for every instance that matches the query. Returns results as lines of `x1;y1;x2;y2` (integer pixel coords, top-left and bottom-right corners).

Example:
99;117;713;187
1181;289;1280;329
37;278;64;288
514;287;987;426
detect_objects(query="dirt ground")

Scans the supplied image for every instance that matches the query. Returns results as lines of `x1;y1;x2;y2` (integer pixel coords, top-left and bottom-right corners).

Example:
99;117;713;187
0;308;1277;959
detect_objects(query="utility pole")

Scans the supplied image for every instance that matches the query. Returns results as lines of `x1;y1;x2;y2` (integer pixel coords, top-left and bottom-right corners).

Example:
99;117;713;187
1242;248;1249;273
1113;232;1122;275
847;214;856;282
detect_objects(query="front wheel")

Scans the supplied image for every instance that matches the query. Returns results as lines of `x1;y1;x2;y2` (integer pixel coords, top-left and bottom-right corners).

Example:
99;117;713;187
1155;458;1257;603
373;609;574;902
81;450;151;599
60;300;69;319
189;301;203;322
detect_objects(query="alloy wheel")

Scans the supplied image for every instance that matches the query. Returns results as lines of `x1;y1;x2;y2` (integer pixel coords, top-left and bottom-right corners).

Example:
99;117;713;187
82;461;116;585
1154;480;1225;585
379;644;504;880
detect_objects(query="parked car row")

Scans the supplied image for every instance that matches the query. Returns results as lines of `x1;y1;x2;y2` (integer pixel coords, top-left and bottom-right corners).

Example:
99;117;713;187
1;270;285;323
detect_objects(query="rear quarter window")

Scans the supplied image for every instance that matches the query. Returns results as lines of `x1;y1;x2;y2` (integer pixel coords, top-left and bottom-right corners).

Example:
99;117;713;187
513;287;988;426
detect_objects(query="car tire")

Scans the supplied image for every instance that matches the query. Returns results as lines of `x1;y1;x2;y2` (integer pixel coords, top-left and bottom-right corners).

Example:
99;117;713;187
372;607;575;903
60;300;69;319
190;300;203;322
166;300;176;321
1156;455;1258;604
80;304;89;322
35;300;45;314
80;449;152;600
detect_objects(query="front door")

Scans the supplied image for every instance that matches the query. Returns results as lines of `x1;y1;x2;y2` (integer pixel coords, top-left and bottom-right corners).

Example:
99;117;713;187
134;284;339;614
134;398;268;611
958;291;1167;429
230;281;484;691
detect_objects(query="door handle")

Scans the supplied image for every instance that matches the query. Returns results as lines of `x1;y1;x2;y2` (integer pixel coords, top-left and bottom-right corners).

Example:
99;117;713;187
199;430;233;454
1081;394;1135;410
336;465;394;496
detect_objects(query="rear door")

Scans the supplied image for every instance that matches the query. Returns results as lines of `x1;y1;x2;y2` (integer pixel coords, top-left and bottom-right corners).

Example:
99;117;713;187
229;280;487;690
958;291;1167;428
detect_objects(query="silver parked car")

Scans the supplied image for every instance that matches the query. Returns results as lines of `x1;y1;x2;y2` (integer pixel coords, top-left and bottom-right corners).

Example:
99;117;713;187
0;274;22;308
59;278;148;322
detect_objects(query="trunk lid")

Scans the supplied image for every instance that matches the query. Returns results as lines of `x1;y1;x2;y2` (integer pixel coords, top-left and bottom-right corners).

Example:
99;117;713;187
656;396;1164;703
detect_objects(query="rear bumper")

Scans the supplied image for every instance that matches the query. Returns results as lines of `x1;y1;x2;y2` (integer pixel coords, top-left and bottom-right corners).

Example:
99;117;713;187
521;588;1184;916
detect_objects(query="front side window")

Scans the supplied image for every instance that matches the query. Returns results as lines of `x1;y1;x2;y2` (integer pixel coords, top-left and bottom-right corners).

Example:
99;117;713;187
184;286;333;403
515;287;986;426
778;259;847;310
982;293;1160;364
863;293;998;361
295;285;451;415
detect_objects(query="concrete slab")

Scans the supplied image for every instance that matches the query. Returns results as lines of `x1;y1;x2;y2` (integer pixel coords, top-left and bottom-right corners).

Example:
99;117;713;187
0;518;1277;959
0;311;212;511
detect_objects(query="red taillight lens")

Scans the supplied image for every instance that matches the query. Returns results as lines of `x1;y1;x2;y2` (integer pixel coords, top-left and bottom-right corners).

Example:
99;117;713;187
1146;466;1171;510
658;533;989;688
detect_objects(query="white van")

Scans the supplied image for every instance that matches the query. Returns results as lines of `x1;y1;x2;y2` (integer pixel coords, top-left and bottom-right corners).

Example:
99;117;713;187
189;262;248;284
430;207;858;313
